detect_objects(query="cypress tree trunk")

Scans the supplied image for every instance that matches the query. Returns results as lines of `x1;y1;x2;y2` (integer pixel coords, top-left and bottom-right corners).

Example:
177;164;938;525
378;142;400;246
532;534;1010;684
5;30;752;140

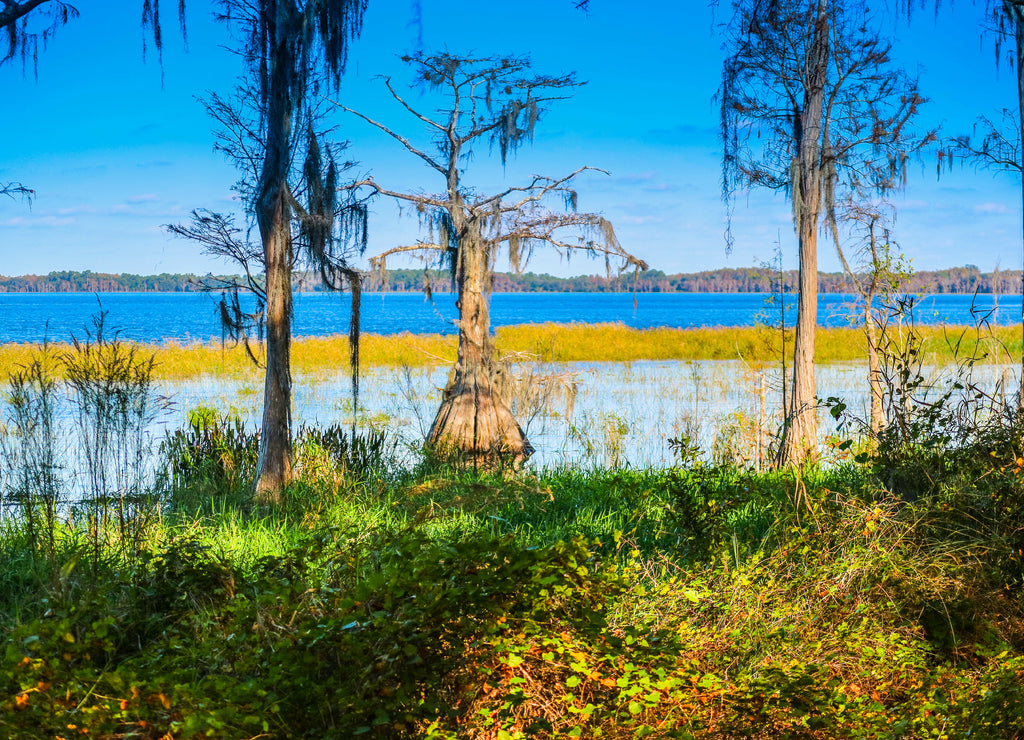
781;203;820;465
1015;11;1024;411
426;227;532;464
254;0;295;502
778;0;828;467
255;199;294;502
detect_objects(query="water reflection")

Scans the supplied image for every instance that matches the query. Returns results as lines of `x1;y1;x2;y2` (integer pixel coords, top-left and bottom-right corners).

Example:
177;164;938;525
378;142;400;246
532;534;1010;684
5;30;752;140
162;359;1020;470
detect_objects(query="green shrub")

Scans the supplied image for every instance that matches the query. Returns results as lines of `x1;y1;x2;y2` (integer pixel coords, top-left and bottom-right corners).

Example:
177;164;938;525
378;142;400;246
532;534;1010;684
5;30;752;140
161;410;260;497
295;423;398;482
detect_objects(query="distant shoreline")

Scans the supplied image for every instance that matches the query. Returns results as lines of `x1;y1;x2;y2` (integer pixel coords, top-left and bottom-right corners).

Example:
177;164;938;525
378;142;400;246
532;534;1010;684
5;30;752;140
1;265;1020;295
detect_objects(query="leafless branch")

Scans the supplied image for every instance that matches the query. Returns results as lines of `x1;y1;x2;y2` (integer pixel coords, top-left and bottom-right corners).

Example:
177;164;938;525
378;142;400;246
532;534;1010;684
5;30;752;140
340;177;449;209
479;167;605;211
953;109;1022;174
335;102;446;175
382;77;448;133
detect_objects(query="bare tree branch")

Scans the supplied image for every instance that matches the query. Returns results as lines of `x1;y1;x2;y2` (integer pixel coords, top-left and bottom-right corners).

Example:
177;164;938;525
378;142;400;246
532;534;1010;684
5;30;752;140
334;102;446;175
341;177;449;209
382;76;448;133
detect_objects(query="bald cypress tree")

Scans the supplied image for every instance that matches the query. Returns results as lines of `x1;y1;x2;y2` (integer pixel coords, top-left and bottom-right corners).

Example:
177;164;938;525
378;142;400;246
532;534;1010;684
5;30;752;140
946;1;1024;408
722;0;931;466
12;0;364;501
198;1;367;502
342;52;645;464
168;85;369;497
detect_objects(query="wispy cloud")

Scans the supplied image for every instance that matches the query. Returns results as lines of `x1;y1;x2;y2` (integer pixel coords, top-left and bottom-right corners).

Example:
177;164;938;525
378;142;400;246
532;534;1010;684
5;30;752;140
2;216;76;227
57;205;97;216
974;202;1009;214
617;214;663;225
62;164;107;176
129;123;162;137
642;182;683;194
614;171;658;186
609;171;685;195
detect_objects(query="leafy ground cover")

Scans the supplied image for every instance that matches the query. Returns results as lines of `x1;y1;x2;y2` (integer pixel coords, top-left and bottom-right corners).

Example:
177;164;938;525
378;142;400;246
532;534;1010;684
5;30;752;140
2;412;1024;738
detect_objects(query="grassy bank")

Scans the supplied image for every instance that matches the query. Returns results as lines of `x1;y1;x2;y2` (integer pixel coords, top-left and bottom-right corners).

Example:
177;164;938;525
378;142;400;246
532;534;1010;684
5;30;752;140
1;321;1020;380
2;403;1024;738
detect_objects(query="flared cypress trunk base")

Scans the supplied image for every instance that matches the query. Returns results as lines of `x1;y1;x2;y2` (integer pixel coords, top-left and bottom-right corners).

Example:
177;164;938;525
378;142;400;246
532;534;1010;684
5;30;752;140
426;369;533;467
778;407;818;468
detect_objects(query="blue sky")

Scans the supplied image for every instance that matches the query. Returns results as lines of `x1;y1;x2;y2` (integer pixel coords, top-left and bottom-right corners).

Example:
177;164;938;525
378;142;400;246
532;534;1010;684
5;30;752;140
1;0;1022;278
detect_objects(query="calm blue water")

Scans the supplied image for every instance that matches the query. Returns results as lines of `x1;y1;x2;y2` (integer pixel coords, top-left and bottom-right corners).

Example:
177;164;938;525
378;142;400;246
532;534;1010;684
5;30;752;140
0;291;1020;344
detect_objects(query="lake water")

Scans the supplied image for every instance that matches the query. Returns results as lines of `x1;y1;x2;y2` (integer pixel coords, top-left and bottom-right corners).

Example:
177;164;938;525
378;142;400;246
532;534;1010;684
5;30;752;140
1;291;1021;344
6;358;1014;498
2;290;1020;492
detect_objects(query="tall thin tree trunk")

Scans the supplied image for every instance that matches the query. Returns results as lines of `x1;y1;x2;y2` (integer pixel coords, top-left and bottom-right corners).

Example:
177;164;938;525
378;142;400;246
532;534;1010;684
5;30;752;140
1015;10;1024;411
426;229;532;463
778;0;828;467
254;2;295;502
781;208;820;464
255;205;294;502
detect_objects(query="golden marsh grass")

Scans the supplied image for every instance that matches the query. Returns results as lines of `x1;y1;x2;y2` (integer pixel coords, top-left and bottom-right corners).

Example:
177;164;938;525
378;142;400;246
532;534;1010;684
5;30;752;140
0;321;1019;380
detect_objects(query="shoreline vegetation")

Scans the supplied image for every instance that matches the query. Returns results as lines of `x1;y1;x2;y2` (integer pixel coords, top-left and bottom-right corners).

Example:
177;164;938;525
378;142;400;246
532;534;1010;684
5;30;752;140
0;321;1020;380
2;264;1022;294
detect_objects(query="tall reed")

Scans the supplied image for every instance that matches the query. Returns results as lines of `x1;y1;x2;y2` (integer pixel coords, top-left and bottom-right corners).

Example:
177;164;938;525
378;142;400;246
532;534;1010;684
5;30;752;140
1;342;64;557
63;310;167;562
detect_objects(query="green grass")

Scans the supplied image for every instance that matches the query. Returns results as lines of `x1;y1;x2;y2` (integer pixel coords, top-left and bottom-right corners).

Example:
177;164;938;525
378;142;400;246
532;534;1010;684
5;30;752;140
3;446;1023;738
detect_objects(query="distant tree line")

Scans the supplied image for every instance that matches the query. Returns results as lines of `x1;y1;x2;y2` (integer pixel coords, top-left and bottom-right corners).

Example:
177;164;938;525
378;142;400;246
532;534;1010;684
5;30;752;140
0;271;235;293
2;264;1021;294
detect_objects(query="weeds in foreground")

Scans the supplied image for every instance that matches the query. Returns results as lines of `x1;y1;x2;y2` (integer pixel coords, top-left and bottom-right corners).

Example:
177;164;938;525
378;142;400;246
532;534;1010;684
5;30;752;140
2;449;1023;738
1;314;167;570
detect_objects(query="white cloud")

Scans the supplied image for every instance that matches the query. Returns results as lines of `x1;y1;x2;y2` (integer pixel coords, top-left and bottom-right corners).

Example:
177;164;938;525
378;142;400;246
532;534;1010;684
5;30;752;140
617;215;662;225
614;171;658;185
57;205;98;215
973;202;1010;215
1;216;76;227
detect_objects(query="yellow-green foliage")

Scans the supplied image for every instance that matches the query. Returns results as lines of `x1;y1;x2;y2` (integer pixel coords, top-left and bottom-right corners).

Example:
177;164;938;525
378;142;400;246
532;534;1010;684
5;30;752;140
294;332;458;374
495;322;770;362
0;322;1020;380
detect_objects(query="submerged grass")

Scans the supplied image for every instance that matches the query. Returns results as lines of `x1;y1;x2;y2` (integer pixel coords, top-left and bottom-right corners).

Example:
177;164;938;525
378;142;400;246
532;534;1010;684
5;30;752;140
0;321;1020;380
